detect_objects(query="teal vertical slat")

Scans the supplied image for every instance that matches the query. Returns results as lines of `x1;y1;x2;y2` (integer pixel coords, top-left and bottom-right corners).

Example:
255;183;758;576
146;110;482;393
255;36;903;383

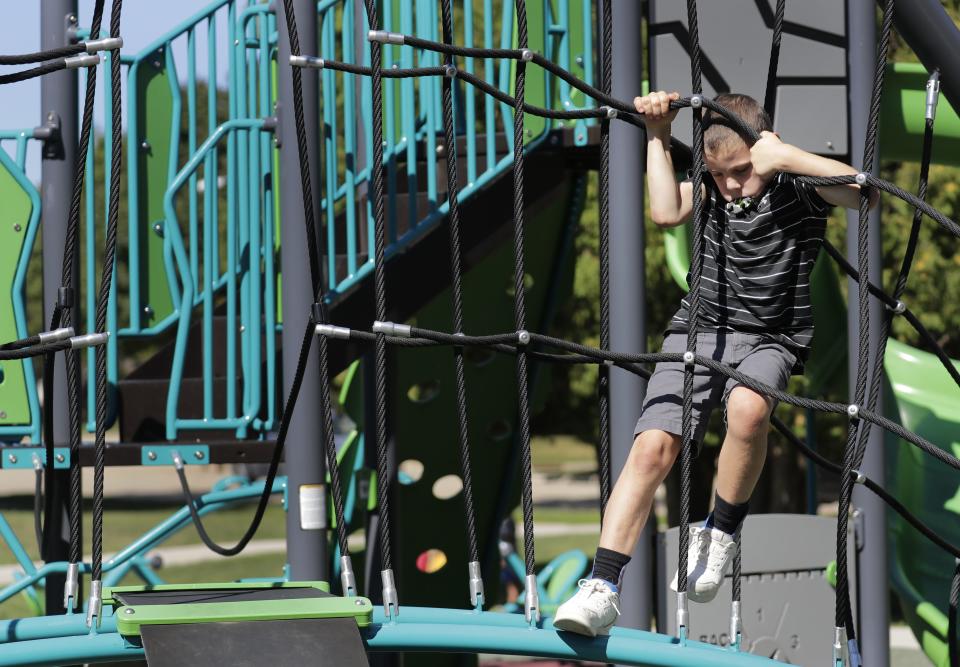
188;27;200;290
400;1;416;242
226;1;238;421
104;47;119;428
260;10;277;432
208;15;220;287
463;0;477;187
321;6;339;288
417;0;439;217
484;0;495;169
126;61;142;331
343;0;358;278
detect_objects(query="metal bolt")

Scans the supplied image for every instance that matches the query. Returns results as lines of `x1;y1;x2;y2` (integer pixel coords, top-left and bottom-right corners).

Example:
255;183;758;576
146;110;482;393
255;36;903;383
123;608;135;615
7;454;17;464
147;451;157;461
576;56;584;66
826;140;834;150
152;60;161;69
683;351;695;365
234;39;240;46
855;172;868;186
355;599;364;606
13;224;21;232
47;112;55;122
239;325;246;333
56;454;66;464
143;305;154;318
152;222;163;235
0;411;6;419
194;450;204;460
68;14;77;23
690;95;703;109
140;140;150;151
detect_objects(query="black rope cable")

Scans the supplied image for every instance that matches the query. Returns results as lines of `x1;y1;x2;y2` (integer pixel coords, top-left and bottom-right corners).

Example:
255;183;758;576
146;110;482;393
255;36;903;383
345;321;960;570
0;60;71;85
51;0;108;581
174;321;316;556
852;71;938;475
0;44;85;65
596;0;612;516
768;415;960;560
950;559;960;667
678;0;706;616
90;0;124;591
362;0;397;611
438;0;482;583
835;0;895;642
509;0;538;599
763;0;785;118
33;464;44;556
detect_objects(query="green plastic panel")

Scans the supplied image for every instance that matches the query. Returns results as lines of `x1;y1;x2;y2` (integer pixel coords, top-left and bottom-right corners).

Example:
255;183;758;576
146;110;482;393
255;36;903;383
880;62;960;167
104;582;372;636
134;51;176;327
390;173;576;611
884;337;960;667
0;157;34;428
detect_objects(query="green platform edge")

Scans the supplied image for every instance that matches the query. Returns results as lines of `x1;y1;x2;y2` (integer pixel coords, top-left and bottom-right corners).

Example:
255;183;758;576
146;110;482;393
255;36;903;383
103;581;374;636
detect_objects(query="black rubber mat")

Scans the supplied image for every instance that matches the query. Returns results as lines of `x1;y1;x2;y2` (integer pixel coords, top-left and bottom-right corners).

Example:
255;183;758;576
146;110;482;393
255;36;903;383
141;617;368;666
115;586;331;606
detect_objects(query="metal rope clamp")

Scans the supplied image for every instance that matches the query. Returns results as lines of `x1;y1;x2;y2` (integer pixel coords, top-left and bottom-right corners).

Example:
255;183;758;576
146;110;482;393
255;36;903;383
381;568;399;618
600;106;617;119
516;330;531;346
519;49;535;62
683;350;695;366
689;95;703;109
854;172;870;187
846;404;860;420
443;64;457;79
886;299;906;315
340;555;357;597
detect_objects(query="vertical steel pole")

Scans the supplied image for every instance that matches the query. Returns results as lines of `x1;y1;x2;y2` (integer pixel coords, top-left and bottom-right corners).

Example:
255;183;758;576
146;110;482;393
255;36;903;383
40;0;78;617
607;0;652;632
277;0;328;581
846;0;888;663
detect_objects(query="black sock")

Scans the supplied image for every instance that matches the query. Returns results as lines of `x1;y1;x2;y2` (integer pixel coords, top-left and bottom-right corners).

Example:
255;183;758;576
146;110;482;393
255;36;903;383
711;491;749;536
592;547;631;588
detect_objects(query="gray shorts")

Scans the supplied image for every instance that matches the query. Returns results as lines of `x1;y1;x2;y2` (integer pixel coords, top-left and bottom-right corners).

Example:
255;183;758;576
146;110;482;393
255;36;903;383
634;331;796;450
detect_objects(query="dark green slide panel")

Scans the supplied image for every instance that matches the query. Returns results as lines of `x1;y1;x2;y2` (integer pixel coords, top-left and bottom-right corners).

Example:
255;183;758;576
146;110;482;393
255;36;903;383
134;50;176;327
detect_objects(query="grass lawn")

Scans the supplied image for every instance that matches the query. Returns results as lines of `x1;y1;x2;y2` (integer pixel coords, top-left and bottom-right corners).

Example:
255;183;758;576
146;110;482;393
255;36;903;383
531;434;597;471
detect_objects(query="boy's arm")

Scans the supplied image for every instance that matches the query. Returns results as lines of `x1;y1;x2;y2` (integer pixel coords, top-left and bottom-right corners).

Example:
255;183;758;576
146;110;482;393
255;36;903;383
751;131;880;210
636;91;700;227
647;128;695;228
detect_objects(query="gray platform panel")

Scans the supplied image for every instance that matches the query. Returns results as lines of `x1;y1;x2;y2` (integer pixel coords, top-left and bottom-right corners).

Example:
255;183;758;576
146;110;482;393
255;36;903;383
141;617;369;667
656;514;859;665
649;0;849;158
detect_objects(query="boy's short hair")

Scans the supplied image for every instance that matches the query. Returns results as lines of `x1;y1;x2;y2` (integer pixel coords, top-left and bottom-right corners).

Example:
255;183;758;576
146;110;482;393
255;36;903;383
704;93;772;154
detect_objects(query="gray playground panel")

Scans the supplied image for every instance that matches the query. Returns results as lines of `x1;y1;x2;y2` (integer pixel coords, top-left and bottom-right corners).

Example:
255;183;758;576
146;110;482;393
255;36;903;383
649;0;849;157
657;514;859;665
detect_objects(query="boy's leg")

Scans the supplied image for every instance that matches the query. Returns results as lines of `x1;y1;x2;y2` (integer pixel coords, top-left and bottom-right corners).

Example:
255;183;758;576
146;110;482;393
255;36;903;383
600;429;682;555
715;385;774;505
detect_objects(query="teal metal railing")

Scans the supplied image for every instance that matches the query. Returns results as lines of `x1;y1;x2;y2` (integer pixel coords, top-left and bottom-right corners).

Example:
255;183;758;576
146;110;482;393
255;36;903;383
0;0;597;444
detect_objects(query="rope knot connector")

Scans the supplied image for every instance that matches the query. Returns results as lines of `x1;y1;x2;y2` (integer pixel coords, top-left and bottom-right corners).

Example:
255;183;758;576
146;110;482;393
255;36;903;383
600;106;617;119
855;172;869;187
443;64;457;78
520;49;534;62
887;299;906;315
368;30;404;45
683;351;695;366
689;95;703;109
315;324;351;340
517;330;531;346
65;54;100;70
846;403;860;419
852;469;866;484
373;321;411;338
289;54;324;69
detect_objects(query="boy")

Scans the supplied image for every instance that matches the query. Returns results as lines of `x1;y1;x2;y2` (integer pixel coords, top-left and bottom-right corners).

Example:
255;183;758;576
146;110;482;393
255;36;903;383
553;91;876;637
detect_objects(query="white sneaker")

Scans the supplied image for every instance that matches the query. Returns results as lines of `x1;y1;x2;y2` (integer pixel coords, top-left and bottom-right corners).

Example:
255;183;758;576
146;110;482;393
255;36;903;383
670;526;737;603
552;578;621;637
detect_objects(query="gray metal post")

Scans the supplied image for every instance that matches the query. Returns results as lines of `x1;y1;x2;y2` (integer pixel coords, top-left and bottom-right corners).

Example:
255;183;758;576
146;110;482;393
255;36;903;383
277;0;328;581
846;0;888;664
608;0;652;632
40;0;78;616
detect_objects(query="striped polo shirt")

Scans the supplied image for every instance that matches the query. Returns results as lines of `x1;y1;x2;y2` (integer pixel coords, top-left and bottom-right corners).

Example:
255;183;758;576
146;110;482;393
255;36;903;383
668;172;831;366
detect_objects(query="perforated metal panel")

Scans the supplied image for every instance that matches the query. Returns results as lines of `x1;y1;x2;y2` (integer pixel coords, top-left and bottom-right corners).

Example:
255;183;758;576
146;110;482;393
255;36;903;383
649;0;849;157
657;514;860;665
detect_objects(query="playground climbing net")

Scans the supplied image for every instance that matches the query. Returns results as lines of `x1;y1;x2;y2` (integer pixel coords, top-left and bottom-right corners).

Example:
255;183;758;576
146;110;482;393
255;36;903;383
1;0;959;665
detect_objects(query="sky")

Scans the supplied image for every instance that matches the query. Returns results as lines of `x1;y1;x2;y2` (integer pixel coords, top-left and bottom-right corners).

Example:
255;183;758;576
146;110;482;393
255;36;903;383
0;1;239;182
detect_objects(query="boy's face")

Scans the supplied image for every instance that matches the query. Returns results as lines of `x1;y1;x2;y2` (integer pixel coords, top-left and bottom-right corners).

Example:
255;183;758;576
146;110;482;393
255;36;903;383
705;141;771;202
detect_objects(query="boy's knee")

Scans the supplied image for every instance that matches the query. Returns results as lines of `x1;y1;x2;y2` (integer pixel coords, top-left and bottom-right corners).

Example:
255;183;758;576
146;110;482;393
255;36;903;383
629;430;680;477
726;386;772;437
